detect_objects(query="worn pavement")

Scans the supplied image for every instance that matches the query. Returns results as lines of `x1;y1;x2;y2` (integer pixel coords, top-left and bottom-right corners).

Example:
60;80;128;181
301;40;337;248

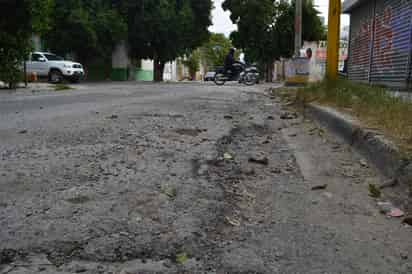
0;82;411;273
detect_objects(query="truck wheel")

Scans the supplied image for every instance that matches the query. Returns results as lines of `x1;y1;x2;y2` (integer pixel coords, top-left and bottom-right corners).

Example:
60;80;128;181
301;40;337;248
49;69;63;83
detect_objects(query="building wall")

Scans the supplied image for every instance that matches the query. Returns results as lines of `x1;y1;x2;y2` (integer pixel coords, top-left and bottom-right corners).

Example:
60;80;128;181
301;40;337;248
348;0;412;88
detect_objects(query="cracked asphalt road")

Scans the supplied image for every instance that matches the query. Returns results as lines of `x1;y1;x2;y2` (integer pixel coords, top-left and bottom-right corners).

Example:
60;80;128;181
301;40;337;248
0;82;411;273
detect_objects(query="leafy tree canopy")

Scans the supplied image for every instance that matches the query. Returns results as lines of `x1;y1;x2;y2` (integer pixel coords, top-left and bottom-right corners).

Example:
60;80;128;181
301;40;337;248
223;0;325;64
0;0;53;87
127;0;213;81
44;0;127;63
199;33;234;68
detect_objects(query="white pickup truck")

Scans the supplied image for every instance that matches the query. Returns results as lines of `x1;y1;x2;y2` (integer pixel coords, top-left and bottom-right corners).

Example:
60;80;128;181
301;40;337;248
26;52;85;83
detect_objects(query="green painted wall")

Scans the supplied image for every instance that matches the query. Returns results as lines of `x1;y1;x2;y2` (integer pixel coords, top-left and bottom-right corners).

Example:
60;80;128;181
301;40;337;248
135;69;153;81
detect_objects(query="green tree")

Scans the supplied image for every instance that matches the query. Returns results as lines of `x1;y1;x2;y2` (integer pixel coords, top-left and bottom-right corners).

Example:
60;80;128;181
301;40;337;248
200;33;233;69
127;0;212;81
223;0;325;79
0;0;53;88
44;0;127;64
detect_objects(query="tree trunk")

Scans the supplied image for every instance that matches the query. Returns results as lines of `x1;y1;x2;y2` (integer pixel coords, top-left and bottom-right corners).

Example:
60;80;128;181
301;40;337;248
266;62;274;83
153;55;165;82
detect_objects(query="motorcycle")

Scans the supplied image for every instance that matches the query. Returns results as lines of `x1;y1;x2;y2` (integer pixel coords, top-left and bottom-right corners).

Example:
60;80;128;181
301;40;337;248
214;62;259;86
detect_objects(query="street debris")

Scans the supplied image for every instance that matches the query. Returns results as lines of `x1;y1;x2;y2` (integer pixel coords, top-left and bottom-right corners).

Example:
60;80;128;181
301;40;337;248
107;114;118;119
271;168;281;174
161;185;177;199
368;184;381;198
360;159;368;168
224;115;233;120
377;201;404;217
280;112;298;120
318;128;325;137
18;129;28;134
332;144;341;150
388;208;404;218
308;127;318;135
311;184;328;190
225;216;240;226
377;202;393;214
224;152;233;160
248;153;269;165
176;252;188;264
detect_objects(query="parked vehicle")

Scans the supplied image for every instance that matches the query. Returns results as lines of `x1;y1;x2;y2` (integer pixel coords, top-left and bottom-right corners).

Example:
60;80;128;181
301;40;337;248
204;71;216;81
26;52;85;83
214;62;259;86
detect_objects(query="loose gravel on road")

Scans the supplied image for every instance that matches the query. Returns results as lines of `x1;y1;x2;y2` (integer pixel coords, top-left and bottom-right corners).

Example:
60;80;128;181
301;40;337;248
0;83;411;273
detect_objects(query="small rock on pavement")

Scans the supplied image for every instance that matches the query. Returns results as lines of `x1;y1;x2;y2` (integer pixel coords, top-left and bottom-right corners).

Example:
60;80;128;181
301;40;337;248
107;114;118;119
224;152;233;160
311;184;328;190
248;152;269;165
280;112;298;120
271;168;281;174
360;159;368;167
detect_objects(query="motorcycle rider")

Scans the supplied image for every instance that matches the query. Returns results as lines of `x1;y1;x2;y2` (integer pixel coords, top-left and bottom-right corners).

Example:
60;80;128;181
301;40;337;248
224;48;236;75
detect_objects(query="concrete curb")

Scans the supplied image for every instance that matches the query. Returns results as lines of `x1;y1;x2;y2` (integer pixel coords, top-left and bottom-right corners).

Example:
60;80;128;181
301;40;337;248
306;103;412;187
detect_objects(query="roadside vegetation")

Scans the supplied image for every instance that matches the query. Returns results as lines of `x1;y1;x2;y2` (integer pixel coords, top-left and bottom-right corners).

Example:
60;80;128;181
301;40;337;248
53;83;72;91
282;80;412;153
0;0;53;88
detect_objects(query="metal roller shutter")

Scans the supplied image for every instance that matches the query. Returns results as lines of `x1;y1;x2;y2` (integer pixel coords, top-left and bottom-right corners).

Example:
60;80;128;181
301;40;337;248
370;0;412;88
348;0;376;82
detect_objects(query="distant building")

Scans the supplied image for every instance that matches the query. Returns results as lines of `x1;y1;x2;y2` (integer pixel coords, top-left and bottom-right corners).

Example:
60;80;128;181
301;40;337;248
341;25;350;41
343;0;412;89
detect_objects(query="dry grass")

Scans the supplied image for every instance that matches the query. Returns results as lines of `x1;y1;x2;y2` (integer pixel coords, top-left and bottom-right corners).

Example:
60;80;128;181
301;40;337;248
276;80;412;154
53;83;72;91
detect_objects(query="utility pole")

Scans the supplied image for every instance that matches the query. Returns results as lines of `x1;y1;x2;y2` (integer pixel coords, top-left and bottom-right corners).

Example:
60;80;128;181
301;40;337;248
326;0;341;81
294;0;302;57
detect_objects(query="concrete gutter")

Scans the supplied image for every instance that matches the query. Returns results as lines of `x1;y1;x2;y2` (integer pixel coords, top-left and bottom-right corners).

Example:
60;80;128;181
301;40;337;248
306;103;412;186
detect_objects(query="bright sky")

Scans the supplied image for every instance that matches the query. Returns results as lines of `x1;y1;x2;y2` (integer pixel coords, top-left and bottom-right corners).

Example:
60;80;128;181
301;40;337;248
314;0;350;26
209;0;237;37
210;0;350;36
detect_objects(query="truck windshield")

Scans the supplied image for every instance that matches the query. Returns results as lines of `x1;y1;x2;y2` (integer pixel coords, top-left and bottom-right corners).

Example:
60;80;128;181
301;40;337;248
44;54;64;61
